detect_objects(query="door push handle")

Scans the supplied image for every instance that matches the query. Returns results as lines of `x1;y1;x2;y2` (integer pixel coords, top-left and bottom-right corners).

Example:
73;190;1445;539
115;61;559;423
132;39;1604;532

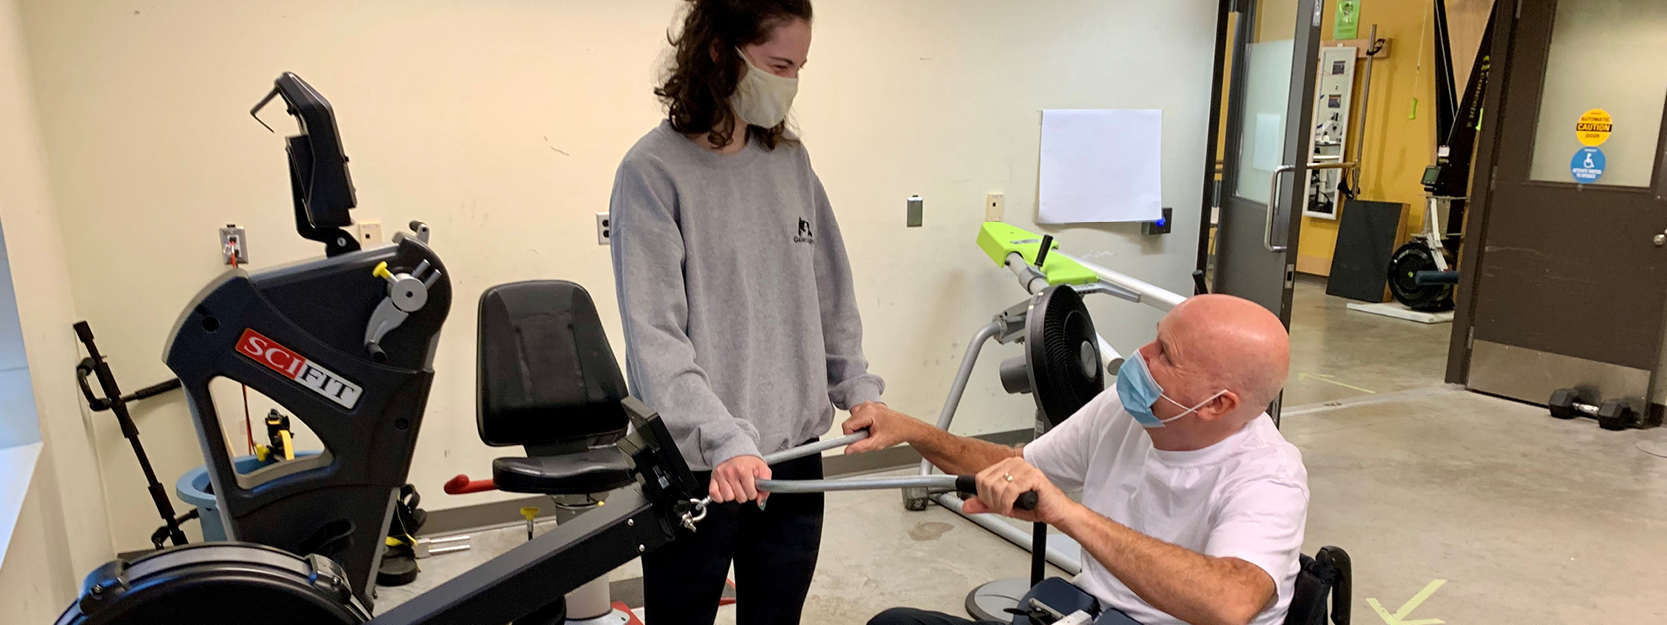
1263;165;1298;252
1262;161;1358;253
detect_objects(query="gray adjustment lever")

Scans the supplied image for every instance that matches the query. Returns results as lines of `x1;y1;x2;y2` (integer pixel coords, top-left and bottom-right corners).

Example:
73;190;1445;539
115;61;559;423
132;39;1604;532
364;259;442;362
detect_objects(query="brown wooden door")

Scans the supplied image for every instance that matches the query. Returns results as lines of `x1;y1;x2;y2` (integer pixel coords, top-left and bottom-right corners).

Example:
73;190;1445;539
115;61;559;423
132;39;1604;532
1461;0;1667;410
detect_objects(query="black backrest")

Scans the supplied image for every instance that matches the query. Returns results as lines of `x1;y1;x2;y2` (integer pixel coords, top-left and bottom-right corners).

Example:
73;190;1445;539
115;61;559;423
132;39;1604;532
1283;546;1351;625
476;280;628;447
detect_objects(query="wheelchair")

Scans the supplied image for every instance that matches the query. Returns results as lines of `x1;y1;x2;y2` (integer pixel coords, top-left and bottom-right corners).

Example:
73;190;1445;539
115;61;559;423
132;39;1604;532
1283;546;1351;625
1006;546;1351;625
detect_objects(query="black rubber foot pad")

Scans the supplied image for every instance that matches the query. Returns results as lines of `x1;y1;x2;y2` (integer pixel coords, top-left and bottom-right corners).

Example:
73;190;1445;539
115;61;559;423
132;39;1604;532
377;555;419;587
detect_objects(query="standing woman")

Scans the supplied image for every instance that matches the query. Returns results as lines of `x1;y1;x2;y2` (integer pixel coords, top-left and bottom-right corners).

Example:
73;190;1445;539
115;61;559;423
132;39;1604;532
608;1;885;623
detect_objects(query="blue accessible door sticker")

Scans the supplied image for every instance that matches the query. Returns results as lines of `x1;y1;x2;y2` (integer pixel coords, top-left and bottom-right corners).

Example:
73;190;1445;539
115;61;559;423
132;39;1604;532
1571;147;1605;183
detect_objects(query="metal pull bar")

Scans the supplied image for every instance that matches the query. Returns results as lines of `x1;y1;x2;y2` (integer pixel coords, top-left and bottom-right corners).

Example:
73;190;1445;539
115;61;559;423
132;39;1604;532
758;475;1040;511
758;475;961;494
1263;161;1358;252
760;431;869;465
689;431;871;514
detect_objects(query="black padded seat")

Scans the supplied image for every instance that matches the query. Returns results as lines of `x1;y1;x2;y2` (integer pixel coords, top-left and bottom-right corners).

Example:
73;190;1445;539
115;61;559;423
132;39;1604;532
491;448;635;495
477;281;630;448
476;281;639;497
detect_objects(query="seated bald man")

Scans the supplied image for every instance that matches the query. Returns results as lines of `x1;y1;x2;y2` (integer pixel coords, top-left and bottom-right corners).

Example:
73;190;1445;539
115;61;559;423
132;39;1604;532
844;294;1307;625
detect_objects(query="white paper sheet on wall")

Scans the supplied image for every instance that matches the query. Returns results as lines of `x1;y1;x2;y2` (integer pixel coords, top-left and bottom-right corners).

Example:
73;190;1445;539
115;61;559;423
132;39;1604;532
1037;109;1162;224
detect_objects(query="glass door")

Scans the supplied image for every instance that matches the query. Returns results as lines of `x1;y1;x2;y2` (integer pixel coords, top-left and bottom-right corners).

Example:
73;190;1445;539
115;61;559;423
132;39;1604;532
1211;0;1325;323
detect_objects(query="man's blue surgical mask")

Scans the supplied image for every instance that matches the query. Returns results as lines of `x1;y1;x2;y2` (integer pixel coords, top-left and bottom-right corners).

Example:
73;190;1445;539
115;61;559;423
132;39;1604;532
1115;352;1227;428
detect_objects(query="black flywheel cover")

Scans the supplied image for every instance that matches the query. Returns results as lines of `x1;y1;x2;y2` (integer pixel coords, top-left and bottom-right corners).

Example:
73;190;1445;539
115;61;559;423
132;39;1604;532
56;543;369;625
1026;285;1105;427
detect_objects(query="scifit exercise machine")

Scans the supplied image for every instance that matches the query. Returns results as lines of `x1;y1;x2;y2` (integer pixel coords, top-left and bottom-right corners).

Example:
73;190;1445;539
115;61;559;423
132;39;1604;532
53;72;718;625
57;73;1034;625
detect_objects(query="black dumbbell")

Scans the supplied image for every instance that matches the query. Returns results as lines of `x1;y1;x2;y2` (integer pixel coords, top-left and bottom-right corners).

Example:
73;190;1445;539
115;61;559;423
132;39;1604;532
1548;388;1637;430
1596;400;1638;431
1548;388;1590;420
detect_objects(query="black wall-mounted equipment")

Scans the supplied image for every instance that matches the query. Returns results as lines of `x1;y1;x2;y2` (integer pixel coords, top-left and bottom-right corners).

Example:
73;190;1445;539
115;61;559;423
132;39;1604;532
252;72;361;257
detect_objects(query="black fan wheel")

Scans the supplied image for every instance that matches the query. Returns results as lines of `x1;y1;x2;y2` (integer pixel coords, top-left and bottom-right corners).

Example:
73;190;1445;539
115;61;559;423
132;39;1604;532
1027;286;1105;426
1387;242;1454;312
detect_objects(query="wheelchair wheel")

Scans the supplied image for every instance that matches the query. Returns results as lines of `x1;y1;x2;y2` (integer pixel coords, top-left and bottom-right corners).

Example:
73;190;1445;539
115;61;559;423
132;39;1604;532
1387;242;1454;312
56;543;369;625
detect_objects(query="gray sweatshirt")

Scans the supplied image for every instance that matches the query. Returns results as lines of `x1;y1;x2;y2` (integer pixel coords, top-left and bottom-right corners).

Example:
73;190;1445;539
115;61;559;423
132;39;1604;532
609;121;885;471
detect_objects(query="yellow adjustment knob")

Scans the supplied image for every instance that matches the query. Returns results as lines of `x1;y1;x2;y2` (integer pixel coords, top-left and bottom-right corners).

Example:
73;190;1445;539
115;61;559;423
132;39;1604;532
519;507;539;522
372;261;393;281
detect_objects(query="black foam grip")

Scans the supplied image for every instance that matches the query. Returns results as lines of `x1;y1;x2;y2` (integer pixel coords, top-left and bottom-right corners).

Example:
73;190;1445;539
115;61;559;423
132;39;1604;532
954;475;1039;511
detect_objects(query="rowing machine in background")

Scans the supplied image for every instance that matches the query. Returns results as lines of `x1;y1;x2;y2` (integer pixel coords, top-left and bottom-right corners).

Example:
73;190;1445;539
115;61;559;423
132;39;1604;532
1389;7;1494;312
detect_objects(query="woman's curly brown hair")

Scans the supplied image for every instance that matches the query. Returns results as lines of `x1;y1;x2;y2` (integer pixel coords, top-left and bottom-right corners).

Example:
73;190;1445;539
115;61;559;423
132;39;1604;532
656;0;812;151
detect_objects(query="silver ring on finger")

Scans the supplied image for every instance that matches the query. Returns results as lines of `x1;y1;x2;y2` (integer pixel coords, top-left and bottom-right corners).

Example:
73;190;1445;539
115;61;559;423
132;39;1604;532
1003;473;1014;482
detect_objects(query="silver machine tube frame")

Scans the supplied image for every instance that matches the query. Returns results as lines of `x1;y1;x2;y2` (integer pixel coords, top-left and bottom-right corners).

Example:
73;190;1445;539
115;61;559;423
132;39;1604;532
1053;252;1188;311
913;320;1086;575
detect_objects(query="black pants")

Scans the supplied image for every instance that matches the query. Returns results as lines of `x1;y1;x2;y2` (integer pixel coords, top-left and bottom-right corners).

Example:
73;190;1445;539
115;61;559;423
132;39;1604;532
643;447;824;625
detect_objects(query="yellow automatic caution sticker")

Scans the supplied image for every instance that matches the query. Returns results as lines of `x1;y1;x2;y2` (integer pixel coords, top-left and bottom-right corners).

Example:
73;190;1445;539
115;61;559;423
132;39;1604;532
1577;109;1612;146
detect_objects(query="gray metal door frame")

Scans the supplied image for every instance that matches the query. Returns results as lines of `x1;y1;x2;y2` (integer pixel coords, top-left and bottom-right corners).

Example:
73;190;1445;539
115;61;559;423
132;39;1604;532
1211;0;1325;324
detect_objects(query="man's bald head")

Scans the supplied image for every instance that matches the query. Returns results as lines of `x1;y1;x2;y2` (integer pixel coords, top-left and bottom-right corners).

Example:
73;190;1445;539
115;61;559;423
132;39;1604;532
1153;294;1290;422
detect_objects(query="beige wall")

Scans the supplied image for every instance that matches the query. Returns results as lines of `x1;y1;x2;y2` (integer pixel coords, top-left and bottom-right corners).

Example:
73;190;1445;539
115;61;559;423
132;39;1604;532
18;0;1220;552
0;448;80;622
0;0;116;611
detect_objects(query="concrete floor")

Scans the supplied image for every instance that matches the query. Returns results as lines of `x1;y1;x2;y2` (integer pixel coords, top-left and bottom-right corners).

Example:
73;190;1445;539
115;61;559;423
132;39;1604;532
1282;276;1453;406
378;280;1667;624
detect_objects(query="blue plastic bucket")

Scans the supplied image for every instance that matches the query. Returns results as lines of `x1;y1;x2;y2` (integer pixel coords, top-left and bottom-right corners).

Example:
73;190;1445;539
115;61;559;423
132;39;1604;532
175;452;322;541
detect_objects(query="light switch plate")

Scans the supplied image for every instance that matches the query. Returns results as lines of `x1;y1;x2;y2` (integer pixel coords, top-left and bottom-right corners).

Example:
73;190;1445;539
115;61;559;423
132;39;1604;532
906;195;923;227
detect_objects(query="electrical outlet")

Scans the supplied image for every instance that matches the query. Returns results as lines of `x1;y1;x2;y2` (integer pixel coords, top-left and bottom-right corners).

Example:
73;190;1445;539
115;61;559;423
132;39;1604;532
219;224;248;266
906;195;923;227
355;220;383;244
985;193;1005;222
596;212;611;245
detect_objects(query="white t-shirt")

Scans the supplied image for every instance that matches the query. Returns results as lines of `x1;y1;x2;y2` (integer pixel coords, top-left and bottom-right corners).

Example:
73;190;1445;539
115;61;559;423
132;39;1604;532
1023;389;1309;625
